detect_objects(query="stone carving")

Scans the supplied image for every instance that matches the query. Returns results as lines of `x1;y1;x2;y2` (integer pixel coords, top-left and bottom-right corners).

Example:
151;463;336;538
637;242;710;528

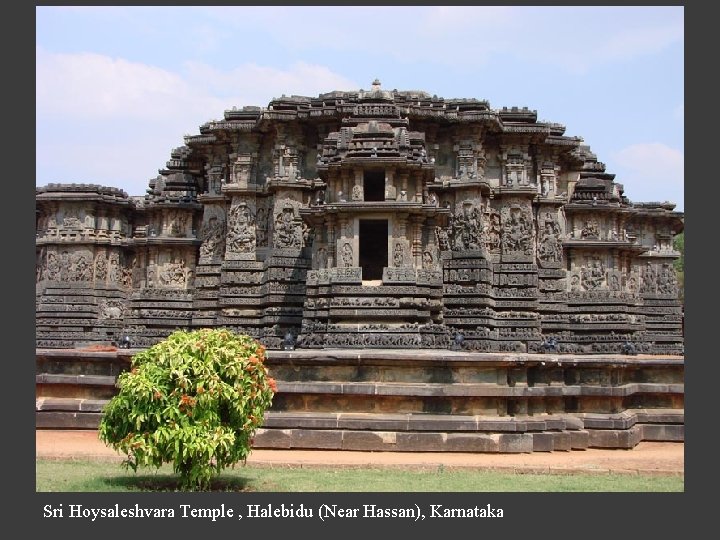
99;300;124;320
70;252;93;282
158;259;192;288
581;219;600;239
62;209;81;228
255;205;269;247
607;270;622;291
108;252;124;284
94;252;107;282
35;89;684;356
537;212;563;264
340;242;353;267
501;205;533;256
436;226;450;251
223;203;255;259
198;212;226;262
640;262;678;295
168;211;189;237
581;258;605;290
273;202;302;249
485;209;502;251
448;202;484;251
232;154;254;185
315;247;328;269
422;250;436;270
503;152;528;187
393;241;408;267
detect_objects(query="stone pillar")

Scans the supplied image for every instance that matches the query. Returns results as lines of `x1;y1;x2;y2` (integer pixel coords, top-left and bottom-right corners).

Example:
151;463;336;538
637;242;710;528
353;168;363;201
326;217;336;268
398;172;409;200
385;169;396;200
411;215;424;268
341;169;351;201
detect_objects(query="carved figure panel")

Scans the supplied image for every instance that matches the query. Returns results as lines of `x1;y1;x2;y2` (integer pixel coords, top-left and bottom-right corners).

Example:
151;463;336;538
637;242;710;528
339;242;354;267
501;203;534;259
199;206;227;262
393;240;411;268
89;252;105;284
580;256;605;290
226;199;257;258
448;200;484;251
156;257;193;289
273;199;303;249
580;218;600;239
485;208;502;252
537;211;563;266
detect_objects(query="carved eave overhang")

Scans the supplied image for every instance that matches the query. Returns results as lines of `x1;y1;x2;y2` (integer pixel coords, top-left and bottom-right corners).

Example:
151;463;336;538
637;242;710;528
495;185;540;197
544;134;584;155
637;249;682;260
317;156;434;172
220;183;264;196
197;193;226;203
564;202;627;214
200;119;257;135
628;204;684;234
224;106;263;121
130;236;201;247
265;177;319;192
562;239;647;253
535;194;568;206
341;115;408;128
35;237;134;248
300;202;451;223
36;184;133;207
141;200;202;211
427;178;492;194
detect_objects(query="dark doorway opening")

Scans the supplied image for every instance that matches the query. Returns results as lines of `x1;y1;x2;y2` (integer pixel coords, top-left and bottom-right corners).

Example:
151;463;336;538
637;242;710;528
359;220;388;280
363;169;385;201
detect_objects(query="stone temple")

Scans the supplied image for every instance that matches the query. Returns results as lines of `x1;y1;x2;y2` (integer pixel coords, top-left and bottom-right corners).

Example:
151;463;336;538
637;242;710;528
36;81;684;452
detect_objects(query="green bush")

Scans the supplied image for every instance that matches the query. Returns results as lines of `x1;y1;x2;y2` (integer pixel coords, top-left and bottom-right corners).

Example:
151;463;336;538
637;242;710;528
99;328;275;490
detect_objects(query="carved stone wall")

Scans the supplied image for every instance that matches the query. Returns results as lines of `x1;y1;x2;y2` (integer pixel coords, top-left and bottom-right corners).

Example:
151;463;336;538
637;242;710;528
36;86;683;354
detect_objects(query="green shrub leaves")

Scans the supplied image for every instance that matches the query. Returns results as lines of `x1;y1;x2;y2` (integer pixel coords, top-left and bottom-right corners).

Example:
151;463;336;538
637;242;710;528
99;328;274;490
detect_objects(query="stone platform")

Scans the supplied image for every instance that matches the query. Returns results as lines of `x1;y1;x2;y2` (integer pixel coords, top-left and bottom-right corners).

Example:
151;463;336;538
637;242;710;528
36;348;684;452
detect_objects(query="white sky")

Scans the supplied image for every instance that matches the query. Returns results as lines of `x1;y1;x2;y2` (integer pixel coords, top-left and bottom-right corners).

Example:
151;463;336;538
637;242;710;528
36;6;683;211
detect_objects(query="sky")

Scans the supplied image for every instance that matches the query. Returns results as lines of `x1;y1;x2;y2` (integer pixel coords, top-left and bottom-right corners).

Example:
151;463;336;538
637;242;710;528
36;6;684;211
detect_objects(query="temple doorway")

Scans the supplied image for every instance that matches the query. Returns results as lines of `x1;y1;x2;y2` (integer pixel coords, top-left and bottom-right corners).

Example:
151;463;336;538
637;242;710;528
359;219;388;281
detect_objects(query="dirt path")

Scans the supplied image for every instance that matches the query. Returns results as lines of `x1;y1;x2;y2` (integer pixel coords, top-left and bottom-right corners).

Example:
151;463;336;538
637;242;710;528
36;430;683;475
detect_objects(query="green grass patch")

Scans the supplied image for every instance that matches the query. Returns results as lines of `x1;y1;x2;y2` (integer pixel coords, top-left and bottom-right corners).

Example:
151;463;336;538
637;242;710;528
36;459;683;492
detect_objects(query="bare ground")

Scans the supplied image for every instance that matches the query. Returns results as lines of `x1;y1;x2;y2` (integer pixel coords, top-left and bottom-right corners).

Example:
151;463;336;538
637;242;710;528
36;430;683;476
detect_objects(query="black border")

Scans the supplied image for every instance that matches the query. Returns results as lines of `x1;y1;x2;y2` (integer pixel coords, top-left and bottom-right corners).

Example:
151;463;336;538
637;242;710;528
21;1;706;537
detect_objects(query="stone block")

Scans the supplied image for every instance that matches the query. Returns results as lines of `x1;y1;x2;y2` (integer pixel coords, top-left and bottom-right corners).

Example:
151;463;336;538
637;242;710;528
552;431;573;451
569;430;590;449
587;426;642;448
342;431;398;451
641;424;684;442
36;411;101;429
290;429;343;449
498;433;534;453
532;432;555;452
253;428;292;449
444;433;500;452
396;432;447;452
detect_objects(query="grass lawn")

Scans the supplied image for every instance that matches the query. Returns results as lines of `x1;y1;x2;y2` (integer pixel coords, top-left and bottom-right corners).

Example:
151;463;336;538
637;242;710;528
36;459;683;492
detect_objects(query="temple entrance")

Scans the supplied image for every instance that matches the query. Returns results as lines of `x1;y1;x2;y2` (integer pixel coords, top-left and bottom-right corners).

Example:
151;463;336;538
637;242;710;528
359;219;388;281
363;169;385;201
